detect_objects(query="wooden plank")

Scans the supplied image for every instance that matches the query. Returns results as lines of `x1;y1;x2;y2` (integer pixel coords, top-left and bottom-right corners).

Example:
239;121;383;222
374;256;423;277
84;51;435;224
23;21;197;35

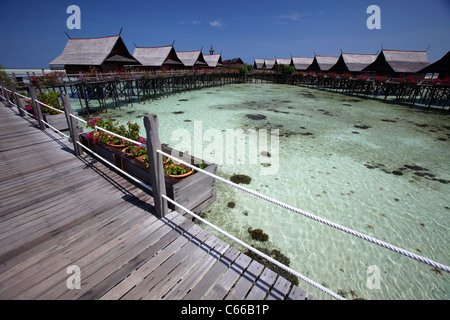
246;267;278;300
162;238;230;300
120;225;208;300
287;285;307;300
266;276;292;300
99;220;199;300
226;259;264;300
204;252;252;300
182;246;240;300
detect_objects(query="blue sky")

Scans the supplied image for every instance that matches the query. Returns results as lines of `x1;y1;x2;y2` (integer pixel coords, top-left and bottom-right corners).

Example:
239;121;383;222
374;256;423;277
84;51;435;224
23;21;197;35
0;0;449;68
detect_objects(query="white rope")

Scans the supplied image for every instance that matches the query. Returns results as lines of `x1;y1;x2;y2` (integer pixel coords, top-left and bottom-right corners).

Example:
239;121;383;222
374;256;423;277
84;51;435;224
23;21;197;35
157;150;450;273
76;141;153;193
15;92;32;101
161;194;345;300
41;119;71;139
35;100;65;114
70;113;146;147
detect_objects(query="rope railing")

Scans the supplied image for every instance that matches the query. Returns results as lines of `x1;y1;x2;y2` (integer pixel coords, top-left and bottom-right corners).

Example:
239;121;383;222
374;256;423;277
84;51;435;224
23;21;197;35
2;81;448;300
157;150;450;274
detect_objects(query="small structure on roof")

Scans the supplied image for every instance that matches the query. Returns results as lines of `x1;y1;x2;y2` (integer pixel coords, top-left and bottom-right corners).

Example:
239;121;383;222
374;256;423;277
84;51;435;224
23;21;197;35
329;53;378;73
132;45;183;70
362;49;430;75
177;50;208;69
291;57;314;71
418;50;450;79
307;55;339;72
203;54;224;68
49;35;140;74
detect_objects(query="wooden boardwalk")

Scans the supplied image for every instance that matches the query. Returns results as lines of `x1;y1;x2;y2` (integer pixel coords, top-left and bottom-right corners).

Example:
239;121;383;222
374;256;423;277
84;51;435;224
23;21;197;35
0;103;314;300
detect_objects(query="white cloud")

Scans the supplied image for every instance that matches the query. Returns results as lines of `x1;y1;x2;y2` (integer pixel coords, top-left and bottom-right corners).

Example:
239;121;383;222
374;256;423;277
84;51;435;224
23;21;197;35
276;12;300;21
209;19;223;27
192;20;201;25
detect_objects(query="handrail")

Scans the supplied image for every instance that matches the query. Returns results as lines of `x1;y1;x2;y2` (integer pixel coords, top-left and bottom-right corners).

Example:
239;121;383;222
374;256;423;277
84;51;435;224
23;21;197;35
156;149;450;274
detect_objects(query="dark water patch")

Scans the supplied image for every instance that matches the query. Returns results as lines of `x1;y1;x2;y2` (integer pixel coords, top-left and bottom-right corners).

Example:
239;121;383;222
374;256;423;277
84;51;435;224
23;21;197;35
343;103;352;106
354;125;371;130
352;131;360;134
230;174;252;184
246;114;267;120
268;109;290;114
178;99;189;101
437;137;447;141
126;111;134;114
318;109;334;116
227;202;236;208
381;119;397;123
173;111;184;114
184;119;192;122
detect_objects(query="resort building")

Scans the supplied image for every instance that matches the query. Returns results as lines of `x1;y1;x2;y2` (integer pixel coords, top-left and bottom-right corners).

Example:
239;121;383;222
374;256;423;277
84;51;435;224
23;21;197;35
328;53;378;74
222;58;246;68
49;35;141;74
290;57;314;71
177;50;209;69
362;49;430;76
275;58;292;67
263;59;276;70
306;55;340;72
254;59;265;69
419;50;450;79
132;45;184;70
203;54;224;68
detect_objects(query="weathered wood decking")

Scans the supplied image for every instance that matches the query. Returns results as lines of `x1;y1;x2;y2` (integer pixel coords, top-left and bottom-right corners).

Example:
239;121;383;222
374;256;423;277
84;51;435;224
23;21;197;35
0;102;314;300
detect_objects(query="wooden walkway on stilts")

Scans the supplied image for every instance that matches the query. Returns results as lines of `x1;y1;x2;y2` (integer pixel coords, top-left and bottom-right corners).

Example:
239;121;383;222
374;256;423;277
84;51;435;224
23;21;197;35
0;102;315;300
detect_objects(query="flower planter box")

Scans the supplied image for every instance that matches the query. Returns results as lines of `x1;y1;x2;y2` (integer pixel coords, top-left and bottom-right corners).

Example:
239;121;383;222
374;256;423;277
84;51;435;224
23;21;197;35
80;133;217;213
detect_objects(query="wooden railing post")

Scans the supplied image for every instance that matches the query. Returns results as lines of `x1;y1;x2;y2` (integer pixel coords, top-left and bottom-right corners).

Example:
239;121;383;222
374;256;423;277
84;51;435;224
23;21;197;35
28;85;46;131
144;114;168;218
10;82;25;116
61;93;82;156
0;78;7;102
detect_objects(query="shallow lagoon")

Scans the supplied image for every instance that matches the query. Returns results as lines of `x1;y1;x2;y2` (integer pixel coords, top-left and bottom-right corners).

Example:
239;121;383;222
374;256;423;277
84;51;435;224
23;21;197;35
74;82;449;300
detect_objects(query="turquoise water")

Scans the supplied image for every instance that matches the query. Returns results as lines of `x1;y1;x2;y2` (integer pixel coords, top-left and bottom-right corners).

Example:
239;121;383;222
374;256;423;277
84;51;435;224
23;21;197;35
73;82;449;300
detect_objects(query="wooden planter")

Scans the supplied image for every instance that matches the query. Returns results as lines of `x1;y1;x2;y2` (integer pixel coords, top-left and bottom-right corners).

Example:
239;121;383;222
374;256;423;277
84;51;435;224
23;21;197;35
80;133;217;213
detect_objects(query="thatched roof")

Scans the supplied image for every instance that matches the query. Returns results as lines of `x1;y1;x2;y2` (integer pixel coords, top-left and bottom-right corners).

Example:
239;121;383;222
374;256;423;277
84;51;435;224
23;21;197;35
203;54;224;67
177;50;208;67
329;53;377;72
362;49;429;74
50;35;139;67
275;58;292;66
307;56;339;71
291;57;313;71
418;50;450;74
132;45;183;67
264;59;276;69
254;59;265;69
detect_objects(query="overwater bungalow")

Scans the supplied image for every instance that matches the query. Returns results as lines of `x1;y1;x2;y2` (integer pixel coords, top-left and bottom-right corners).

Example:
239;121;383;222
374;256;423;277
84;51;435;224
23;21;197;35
132;45;184;70
254;59;265;69
306;55;339;72
264;59;276;70
362;49;430;76
291;57;314;71
418;50;450;79
49;35;141;74
223;58;246;68
328;53;378;74
177;50;208;69
275;58;292;67
203;54;224;68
